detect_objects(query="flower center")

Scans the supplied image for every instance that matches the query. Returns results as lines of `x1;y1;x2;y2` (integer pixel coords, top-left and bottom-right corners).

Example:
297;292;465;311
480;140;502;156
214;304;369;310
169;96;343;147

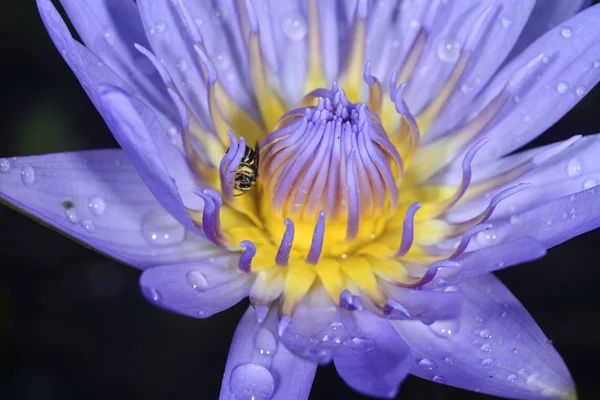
258;84;402;257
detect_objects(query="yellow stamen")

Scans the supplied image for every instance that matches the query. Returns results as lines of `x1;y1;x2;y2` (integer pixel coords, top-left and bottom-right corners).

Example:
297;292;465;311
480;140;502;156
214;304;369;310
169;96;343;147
303;0;327;94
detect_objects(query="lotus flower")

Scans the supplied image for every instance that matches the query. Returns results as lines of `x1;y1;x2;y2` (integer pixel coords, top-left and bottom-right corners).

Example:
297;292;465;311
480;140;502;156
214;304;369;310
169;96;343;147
1;0;599;398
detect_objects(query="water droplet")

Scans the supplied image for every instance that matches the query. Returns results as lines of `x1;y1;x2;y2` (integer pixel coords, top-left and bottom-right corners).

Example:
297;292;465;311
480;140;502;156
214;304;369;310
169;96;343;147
102;27;115;45
255;328;277;356
20;166;35;185
480;343;492;352
501;311;508;318
281;14;307;41
500;17;512;28
81;219;96;233
186;271;209;291
428;319;460;339
594;61;600;68
546;219;554;226
518;368;527;375
433;278;448;288
146;287;161;302
444;357;455;365
507;374;517;382
560;26;573;38
229;363;275;400
479;328;491;338
474;315;483;323
0;158;9;172
570;194;577;202
575;85;586;97
509;214;520;224
433;375;447;384
567;157;582;177
418;358;438;371
583;178;597;190
87;196;106;216
523;115;531;122
176;59;188;72
556;82;569;94
437;40;461;63
482;358;493;365
64;208;78;224
476;228;497;245
141;209;186;246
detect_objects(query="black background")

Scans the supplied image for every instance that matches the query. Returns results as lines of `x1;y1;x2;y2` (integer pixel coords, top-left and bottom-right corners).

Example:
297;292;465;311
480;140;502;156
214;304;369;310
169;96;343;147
1;1;599;399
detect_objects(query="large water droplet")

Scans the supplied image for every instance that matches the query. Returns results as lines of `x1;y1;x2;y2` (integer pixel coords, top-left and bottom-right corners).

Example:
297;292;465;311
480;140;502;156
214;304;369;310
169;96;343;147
507;374;517;382
432;375;447;384
88;196;106;216
418;358;438;371
255;328;277;356
556;82;569;94
481;358;493;365
479;328;491;339
141;210;186;246
0;158;9;172
81;219;96;233
186;271;209;291
20;166;35;185
566;157;583;177
560;26;573;38
229;363;275;400
437;40;461;63
281;14;307;41
575;85;587;97
428;319;460;339
64;207;78;224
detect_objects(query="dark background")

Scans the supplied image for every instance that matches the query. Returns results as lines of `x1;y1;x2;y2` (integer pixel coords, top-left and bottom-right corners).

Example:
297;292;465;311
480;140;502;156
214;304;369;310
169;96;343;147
1;2;599;399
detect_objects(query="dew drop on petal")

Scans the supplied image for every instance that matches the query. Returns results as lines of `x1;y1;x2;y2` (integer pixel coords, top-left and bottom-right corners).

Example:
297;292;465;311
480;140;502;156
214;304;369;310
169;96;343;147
560;26;572;38
433;375;447;384
556;82;569;94
479;328;491;338
229;363;275;400
583;179;598;190
480;343;492;352
281;13;307;41
418;358;438;371
428;319;460;339
80;219;96;233
141;209;186;246
500;17;512;28
436;40;461;63
444;357;455;365
0;158;9;172
566;157;582;177
509;214;520;225
482;358;493;365
575;85;586;97
594;61;600;69
88;196;106;216
20;166;35;185
507;374;517;382
186;271;209;291
144;287;161;302
64;208;78;224
476;228;497;246
255;328;277;356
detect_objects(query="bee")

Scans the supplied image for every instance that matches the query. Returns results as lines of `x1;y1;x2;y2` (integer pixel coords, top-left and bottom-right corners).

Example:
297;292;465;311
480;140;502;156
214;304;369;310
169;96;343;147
232;142;260;196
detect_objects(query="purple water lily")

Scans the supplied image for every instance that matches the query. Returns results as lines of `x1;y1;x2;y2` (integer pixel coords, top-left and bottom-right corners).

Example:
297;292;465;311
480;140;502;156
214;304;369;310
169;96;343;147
1;0;599;398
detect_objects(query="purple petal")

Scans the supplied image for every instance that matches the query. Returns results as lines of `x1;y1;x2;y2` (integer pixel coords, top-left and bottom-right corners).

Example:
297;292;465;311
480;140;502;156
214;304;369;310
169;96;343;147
446;134;600;224
402;1;535;117
139;255;253;319
98;85;202;233
429;237;546;288
507;0;591;62
392;274;575;399
451;4;600;166
0;151;219;269
381;283;462;322
333;310;412;398
475;185;600;251
219;306;317;400
57;0;177;123
37;0;179;148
